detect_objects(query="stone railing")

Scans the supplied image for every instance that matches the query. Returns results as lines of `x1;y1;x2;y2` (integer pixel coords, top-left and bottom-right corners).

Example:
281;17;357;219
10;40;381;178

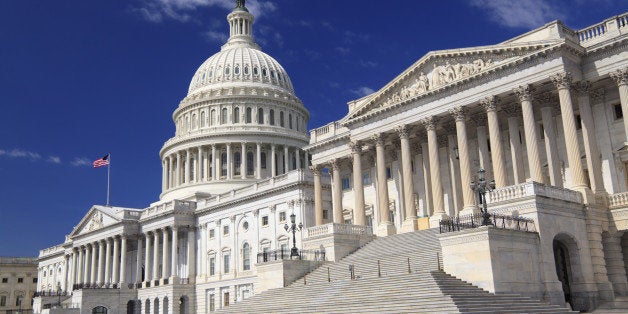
123;210;141;219
309;122;349;143
141;200;197;220
305;223;373;239
608;191;628;209
39;244;65;258
0;256;37;264
577;12;628;46
199;169;319;208
486;182;583;205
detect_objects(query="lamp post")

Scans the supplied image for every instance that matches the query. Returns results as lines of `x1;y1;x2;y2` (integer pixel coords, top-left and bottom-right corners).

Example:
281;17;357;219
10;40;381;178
284;213;303;257
470;168;495;226
56;282;61;308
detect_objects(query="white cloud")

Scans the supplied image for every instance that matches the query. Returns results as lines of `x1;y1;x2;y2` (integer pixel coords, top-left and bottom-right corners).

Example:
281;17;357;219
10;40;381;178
205;29;228;43
359;60;378;68
133;0;276;24
350;86;375;97
470;0;565;29
47;156;61;164
71;157;92;167
0;148;42;160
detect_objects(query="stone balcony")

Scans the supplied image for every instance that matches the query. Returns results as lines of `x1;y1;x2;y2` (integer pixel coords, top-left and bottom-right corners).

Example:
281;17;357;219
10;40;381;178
309;121;349;144
140;199;197;221
303;223;375;262
486;181;583;206
576;12;628;47
608;191;628;231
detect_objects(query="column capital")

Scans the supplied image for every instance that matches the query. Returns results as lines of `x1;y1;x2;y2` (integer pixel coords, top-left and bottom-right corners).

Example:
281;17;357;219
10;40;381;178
550;72;573;90
309;164;322;175
514;84;535;102
420;116;437;131
480;96;500;112
449;106;466;122
371;133;385;147
502;103;522;116
396;125;409;139
591;88;606;105
349;140;362;153
574;80;592;96
330;158;341;171
610;68;628;86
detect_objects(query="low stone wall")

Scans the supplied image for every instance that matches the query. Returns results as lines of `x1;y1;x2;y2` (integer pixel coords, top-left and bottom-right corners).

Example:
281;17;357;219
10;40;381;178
303;223;375;262
255;260;322;293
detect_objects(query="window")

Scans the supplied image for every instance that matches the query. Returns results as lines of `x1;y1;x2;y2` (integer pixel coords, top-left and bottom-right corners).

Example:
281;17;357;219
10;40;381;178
1;278;7;283
269;109;275;125
245;107;252;123
92;305;107;314
209;229;215;239
192;113;197;129
200;111;206;127
210;109;216;126
262;68;267;77
262;215;269;226
279;211;286;222
614;103;623;119
289;114;293;129
15;295;23;307
539;124;545;140
223;254;230;273
233;107;240;123
209;257;216;276
322;210;329;220
279;111;285;127
342;177;351;190
257;108;264;124
261;152;267;169
244;66;249;75
363;173;371;185
221;152;227;177
33;278;38;283
17;278;23;283
253;67;259;75
209;293;215;311
0;295;6;307
234;66;240;75
386;167;392;179
246;152;254;175
225;67;230;75
223;225;230;236
575;114;582;130
242;243;251;271
221;108;228;124
234;152;241;176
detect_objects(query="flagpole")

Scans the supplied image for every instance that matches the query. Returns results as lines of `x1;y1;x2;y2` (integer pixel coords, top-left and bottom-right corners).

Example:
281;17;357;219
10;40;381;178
106;153;111;206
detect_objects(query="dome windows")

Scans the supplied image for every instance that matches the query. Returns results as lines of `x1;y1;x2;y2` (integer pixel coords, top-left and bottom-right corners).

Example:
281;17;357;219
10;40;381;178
233;107;240;123
244;66;249;75
262;68;267;77
253;67;259;76
234;65;240;75
225;67;231;75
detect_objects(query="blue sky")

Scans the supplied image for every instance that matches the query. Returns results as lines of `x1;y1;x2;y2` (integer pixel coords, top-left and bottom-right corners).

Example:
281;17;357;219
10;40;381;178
0;0;624;256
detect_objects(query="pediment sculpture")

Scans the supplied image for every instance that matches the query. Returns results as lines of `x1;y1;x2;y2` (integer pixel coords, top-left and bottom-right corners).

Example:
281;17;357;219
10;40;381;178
87;211;103;231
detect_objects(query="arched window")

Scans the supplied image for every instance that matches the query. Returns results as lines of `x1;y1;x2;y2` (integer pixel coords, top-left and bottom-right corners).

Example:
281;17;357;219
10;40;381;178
221;152;227;177
289;114;293;129
200;111;206;127
185;116;190;132
234;66;240;75
154;298;159;314
234;152;241;176
257;108;264;124
92;306;107;314
296;116;299;131
163;298;169;314
126;300;135;314
210;109;216;126
279;111;284;127
221;108;228;124
244;66;249;75
269;109;275;125
145;299;150;314
246;107;252;124
225;67;230;75
246;151;254;176
253;67;259;76
233;107;240;124
242;243;251;271
192;114;197;129
262;68;267;77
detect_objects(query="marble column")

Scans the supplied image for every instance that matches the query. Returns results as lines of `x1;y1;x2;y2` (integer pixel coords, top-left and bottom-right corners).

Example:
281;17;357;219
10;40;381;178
84;245;91;285
540;104;563;187
77;248;83;284
187;228;196;280
135;237;142;285
162;228;169;281
112;237;119;286
576;81;605;194
256;142;262;179
89;243;97;285
398;125;417;232
184;149;190;183
120;236;127;286
196;146;202;182
296;149;301;169
476;120;492;179
423;117;446;226
169;156;174;188
284;146;289;174
450;107;475;213
212;145;218;181
374;133;394;235
312;165;323;225
104;238;111;285
241;142;247;179
482;96;508;188
162;160;167;191
271;144;277;177
171;227;179;279
515;84;544;183
176;152;181;186
508;114;525;184
152;231;160;281
610;68;628;143
226;143;233;179
350;141;366;226
201;225;207;278
97;241;105;286
330;159;344;224
420;142;433;216
447;134;462;215
204;147;210;181
551;72;588;193
145;233;152;284
63;254;70;291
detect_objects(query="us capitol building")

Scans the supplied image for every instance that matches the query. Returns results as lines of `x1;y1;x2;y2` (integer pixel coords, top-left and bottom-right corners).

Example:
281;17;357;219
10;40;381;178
33;1;628;313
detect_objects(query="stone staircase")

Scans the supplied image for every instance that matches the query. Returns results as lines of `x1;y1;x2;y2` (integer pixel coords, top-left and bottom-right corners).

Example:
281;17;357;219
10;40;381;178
216;229;577;313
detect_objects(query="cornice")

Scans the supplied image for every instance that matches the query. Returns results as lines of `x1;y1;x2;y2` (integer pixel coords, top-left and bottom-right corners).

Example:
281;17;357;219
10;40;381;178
303;131;351;153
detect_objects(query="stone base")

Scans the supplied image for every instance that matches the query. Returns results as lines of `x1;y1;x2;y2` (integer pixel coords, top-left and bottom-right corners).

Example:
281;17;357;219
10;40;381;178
429;213;449;228
255;259;321;294
458;205;479;216
377;222;396;236
303;223;375;262
400;218;418;233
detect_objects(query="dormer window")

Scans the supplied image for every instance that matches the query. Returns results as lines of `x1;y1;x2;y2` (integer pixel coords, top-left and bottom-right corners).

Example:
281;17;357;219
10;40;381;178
225;67;230;75
253;67;259;76
234;66;240;75
244;66;249;75
262;68;267;77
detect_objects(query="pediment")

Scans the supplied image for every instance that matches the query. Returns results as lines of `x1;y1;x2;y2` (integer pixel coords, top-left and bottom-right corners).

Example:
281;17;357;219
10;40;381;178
343;40;563;123
70;206;121;237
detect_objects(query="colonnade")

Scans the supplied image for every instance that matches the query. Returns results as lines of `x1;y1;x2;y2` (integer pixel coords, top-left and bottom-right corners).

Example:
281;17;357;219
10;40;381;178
66;235;128;289
162;143;308;191
311;70;628;231
137;227;195;287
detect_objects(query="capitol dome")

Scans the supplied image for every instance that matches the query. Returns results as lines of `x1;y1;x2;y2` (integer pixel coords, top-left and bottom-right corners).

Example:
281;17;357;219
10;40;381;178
159;0;310;202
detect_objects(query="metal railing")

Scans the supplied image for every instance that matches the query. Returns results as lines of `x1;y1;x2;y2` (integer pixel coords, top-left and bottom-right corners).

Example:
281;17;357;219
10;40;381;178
439;212;536;234
71;283;119;290
257;249;325;263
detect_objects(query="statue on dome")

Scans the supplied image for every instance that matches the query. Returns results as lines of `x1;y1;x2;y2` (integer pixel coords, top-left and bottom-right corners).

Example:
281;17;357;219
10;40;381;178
236;0;246;9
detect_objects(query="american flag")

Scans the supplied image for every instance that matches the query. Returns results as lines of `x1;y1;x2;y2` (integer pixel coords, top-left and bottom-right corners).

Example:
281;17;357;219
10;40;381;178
93;154;110;168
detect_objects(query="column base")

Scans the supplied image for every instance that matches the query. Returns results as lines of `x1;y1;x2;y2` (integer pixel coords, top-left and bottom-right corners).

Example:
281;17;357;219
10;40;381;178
429;213;449;228
400;218;418;233
458;205;479;216
376;222;396;237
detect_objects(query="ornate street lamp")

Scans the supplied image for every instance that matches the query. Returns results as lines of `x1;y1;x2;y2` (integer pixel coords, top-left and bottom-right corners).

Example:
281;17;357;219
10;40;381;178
284;213;303;257
56;282;62;308
470;169;495;226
